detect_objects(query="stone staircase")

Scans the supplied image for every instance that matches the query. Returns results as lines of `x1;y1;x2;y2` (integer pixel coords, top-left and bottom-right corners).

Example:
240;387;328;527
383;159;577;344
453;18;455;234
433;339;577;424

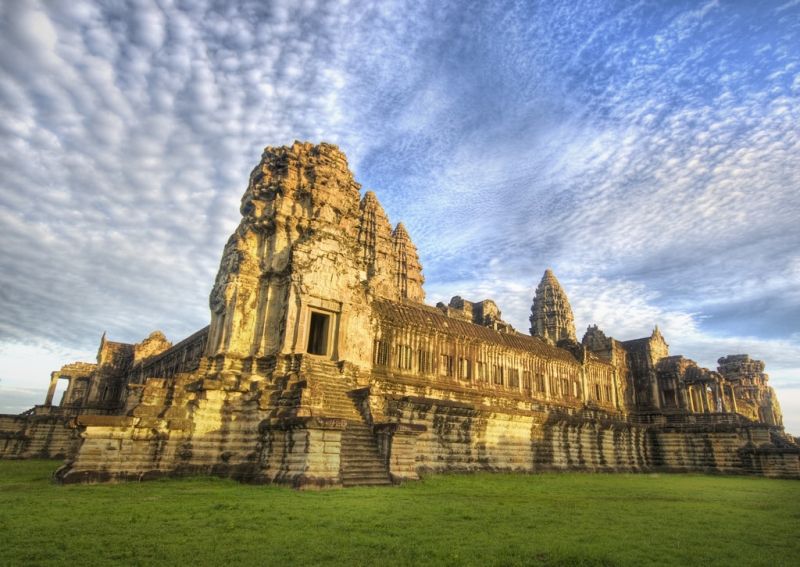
268;374;306;418
340;420;392;486
300;358;391;486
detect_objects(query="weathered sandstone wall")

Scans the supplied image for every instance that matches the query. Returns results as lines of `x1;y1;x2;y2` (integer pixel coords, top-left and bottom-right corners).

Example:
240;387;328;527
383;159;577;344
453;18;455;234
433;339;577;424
4;141;798;486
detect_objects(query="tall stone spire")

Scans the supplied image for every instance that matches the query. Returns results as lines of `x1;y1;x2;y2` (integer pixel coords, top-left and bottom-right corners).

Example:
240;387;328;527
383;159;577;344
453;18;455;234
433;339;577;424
529;269;577;344
392;222;425;302
357;191;396;298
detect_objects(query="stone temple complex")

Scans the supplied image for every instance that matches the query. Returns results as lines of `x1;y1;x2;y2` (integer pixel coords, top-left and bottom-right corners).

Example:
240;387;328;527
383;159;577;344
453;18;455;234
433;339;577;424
1;142;798;486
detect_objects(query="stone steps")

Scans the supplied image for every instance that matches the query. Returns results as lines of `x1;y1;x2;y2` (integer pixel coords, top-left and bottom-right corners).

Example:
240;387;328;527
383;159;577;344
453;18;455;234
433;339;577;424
297;357;391;486
301;359;362;420
340;421;391;487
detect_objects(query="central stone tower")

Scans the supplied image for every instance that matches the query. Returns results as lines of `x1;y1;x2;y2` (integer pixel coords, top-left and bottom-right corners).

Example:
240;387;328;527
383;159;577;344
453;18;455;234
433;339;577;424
205;141;374;376
529;269;577;344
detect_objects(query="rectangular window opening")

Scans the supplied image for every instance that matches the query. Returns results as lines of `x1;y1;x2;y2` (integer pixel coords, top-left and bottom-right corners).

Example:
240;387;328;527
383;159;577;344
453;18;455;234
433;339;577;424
440;354;454;377
307;312;330;355
374;340;389;366
459;358;471;380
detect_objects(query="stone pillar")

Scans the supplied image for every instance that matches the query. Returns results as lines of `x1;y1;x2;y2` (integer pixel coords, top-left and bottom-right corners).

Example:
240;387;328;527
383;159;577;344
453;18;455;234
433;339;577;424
44;373;60;406
543;369;551;400
580;366;588;404
374;423;426;483
650;372;662;410
729;385;738;413
716;382;726;413
679;386;690;411
611;369;620;410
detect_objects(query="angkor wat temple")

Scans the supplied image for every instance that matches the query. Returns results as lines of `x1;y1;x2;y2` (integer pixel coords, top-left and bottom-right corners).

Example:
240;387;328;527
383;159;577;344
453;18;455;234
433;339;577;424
1;142;797;485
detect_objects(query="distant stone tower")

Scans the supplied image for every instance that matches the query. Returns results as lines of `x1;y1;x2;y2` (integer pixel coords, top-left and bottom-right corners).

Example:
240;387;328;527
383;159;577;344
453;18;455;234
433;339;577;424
530;269;577;344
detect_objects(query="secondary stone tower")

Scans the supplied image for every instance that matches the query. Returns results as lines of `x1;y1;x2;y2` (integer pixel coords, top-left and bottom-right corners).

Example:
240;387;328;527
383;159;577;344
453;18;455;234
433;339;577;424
530;269;577;344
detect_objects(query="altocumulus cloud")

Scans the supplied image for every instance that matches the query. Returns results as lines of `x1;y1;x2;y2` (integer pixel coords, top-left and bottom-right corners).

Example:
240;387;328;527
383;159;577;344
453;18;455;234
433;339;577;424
1;0;799;433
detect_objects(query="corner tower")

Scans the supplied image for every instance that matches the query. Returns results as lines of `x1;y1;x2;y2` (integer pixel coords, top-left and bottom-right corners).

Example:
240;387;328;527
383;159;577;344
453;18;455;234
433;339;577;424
529;269;577;344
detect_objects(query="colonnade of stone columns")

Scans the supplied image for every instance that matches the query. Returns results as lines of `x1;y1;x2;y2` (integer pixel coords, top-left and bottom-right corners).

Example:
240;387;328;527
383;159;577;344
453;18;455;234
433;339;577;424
686;380;734;414
374;320;621;410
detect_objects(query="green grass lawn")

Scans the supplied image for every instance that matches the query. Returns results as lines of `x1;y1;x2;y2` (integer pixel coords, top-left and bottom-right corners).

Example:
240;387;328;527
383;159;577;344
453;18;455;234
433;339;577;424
0;461;798;566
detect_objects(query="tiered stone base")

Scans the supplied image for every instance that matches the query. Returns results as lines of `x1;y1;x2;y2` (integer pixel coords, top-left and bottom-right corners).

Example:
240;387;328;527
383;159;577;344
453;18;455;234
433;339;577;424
0;408;83;459
15;356;798;487
55;357;393;488
365;377;800;480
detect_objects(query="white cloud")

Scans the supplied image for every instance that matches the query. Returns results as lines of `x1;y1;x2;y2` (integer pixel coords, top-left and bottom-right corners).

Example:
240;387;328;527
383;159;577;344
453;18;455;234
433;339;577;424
0;0;798;437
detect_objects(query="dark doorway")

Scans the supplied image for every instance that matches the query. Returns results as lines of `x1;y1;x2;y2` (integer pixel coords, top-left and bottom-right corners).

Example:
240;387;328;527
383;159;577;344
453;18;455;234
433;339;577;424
307;312;330;355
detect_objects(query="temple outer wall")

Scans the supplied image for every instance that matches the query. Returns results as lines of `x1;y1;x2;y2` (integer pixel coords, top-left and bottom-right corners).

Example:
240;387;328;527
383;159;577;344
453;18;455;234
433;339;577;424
1;409;87;459
390;407;799;478
30;365;800;486
56;379;348;489
367;380;800;479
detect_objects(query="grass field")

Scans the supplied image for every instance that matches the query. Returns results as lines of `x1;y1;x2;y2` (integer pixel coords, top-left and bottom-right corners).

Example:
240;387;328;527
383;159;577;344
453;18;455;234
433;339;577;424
0;461;798;566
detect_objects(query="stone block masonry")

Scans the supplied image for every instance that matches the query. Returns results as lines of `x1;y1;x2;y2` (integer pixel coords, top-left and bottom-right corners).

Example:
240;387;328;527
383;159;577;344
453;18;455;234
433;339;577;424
2;141;797;484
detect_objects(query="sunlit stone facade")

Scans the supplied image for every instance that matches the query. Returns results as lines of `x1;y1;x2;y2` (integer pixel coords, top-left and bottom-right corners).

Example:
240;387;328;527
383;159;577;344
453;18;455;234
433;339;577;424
1;142;797;485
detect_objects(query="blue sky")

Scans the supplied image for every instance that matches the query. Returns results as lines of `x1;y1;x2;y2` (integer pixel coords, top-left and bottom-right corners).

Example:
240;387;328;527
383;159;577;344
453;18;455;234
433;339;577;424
1;0;799;433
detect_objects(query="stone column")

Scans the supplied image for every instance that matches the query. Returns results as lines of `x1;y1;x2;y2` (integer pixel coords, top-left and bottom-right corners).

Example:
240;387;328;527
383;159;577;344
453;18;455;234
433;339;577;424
679;386;690;411
729;385;738;413
44;373;60;406
611;369;620;410
716;382;727;413
543;369;551;400
580;366;589;404
650;372;662;410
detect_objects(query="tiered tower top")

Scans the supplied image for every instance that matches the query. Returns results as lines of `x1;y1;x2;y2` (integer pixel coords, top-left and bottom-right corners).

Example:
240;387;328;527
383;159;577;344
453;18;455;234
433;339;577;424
529;269;577;344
